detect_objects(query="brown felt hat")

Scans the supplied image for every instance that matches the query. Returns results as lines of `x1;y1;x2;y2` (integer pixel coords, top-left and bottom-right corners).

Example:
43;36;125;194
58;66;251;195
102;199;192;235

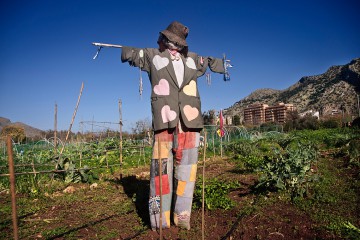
160;21;189;47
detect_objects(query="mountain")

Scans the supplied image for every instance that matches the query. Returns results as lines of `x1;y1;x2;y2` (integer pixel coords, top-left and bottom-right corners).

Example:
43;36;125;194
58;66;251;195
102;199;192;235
224;58;360;121
0;117;44;138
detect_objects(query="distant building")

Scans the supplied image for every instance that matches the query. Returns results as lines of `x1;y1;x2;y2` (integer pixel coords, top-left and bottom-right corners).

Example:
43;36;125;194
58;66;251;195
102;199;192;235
244;102;296;125
244;104;268;125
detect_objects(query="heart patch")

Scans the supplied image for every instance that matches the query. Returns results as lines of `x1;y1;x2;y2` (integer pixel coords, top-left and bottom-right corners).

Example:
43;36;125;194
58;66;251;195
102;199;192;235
153;55;169;71
154;79;170;96
139;49;144;58
183;80;197;97
161;105;177;123
183;105;199;121
186;57;196;70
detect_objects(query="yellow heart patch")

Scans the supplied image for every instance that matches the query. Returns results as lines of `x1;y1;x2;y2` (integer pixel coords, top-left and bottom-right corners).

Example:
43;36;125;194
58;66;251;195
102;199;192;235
183;80;197;97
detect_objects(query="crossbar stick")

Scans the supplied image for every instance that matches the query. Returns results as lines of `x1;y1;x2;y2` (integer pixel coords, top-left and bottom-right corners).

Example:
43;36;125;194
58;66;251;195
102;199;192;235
92;42;123;48
92;42;123;59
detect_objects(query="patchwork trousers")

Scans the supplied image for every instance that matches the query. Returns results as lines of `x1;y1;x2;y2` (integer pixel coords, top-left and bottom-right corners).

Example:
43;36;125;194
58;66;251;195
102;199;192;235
149;125;200;230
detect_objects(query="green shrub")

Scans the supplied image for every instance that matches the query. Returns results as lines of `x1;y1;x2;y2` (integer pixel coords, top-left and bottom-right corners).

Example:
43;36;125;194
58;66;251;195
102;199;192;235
256;139;318;200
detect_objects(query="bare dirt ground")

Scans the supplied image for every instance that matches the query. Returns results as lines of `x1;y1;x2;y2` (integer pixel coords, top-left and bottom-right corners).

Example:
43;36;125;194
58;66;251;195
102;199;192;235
0;157;355;240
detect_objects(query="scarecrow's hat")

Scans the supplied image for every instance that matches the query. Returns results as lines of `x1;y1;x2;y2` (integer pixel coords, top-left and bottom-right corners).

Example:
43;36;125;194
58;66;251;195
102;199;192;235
160;21;189;47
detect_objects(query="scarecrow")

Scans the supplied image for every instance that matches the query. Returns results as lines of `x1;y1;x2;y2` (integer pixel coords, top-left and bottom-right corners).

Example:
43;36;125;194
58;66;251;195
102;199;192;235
95;21;231;230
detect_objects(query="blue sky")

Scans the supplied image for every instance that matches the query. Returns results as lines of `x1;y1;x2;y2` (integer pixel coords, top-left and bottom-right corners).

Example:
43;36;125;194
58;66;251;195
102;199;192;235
1;0;359;133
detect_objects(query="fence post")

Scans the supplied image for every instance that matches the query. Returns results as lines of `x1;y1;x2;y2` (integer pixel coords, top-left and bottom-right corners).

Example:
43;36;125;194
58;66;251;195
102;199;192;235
7;136;19;240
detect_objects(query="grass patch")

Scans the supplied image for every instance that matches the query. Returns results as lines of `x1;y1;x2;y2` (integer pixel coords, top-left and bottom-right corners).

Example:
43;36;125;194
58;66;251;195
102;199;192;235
293;154;360;239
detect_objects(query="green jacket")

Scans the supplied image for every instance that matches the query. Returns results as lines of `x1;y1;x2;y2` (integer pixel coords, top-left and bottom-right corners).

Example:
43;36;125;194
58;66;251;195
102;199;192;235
121;46;225;131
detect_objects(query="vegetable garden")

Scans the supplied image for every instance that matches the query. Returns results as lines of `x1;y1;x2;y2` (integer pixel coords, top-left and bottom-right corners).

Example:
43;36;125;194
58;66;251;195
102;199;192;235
0;127;359;239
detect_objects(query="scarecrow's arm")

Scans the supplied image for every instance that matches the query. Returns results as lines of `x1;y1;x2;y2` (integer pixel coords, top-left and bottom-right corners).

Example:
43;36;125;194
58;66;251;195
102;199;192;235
196;55;232;81
121;46;150;72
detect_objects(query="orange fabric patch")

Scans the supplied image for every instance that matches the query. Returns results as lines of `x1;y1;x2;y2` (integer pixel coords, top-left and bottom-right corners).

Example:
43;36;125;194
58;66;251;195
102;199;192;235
165;211;171;227
152;141;169;159
176;180;186;196
189;164;197;182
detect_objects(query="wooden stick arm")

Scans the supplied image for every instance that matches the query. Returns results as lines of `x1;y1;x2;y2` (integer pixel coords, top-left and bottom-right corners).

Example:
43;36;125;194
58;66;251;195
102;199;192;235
92;42;123;48
92;42;123;59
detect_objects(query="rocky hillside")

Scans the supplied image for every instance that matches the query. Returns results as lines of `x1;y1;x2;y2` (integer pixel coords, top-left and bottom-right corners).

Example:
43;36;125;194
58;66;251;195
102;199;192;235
0;117;44;138
224;58;360;121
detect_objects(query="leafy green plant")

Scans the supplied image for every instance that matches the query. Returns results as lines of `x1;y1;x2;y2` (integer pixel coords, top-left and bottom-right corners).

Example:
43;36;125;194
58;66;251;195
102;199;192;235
55;158;96;183
256;139;318;200
193;177;240;210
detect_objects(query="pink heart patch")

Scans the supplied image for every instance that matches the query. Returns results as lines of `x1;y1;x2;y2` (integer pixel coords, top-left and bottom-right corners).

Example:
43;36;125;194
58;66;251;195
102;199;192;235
154;79;170;96
161;105;177;123
183;105;199;121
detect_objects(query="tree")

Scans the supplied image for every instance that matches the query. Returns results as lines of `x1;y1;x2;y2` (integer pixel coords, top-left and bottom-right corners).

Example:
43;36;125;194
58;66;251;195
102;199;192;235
1;125;26;143
202;109;216;125
131;118;152;139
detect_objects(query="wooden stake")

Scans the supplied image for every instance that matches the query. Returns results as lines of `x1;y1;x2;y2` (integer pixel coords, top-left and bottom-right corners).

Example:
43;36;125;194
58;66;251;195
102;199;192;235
118;99;123;180
7;136;19;240
60;82;84;155
202;130;207;240
54;103;57;155
158;136;163;239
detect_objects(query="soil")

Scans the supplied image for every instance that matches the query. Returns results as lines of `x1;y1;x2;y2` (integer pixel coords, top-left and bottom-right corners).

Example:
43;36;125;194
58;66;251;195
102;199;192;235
0;157;353;240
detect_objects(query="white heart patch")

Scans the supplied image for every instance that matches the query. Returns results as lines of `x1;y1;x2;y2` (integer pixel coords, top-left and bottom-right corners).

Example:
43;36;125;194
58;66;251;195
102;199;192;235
139;49;144;58
153;55;169;71
186;57;196;70
183;105;199;121
154;79;170;96
161;105;177;123
183;80;197;97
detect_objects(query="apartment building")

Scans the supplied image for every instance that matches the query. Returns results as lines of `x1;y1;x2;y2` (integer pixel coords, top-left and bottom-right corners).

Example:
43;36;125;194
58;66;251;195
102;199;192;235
244;102;296;125
243;104;269;125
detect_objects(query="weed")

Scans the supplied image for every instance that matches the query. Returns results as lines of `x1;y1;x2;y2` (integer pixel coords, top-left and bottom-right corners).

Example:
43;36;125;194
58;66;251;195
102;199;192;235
193;177;241;210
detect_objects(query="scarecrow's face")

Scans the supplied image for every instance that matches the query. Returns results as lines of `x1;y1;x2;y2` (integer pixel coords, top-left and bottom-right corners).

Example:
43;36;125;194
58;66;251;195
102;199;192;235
157;33;183;51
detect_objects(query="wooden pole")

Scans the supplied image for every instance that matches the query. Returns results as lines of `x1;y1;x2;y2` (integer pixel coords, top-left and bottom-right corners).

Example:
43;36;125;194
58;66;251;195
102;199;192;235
158;136;163;239
212;132;215;159
7;136;19;240
54;103;57;154
118;99;123;180
220;135;223;159
202;130;207;240
60;82;84;155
